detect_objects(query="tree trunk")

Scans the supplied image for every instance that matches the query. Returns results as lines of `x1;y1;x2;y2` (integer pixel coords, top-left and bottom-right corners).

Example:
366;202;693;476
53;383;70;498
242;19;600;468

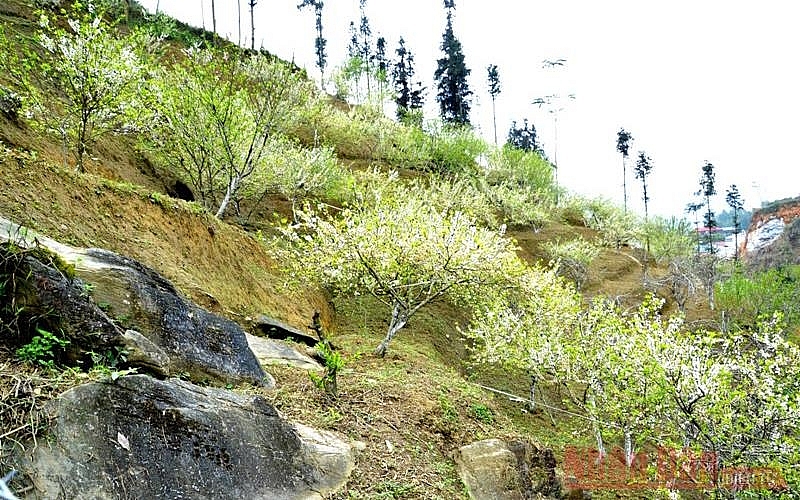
237;0;242;46
594;427;605;461
624;430;633;466
374;301;408;357
491;96;497;146
215;178;239;219
528;374;537;411
622;156;627;213
211;0;217;35
250;2;256;51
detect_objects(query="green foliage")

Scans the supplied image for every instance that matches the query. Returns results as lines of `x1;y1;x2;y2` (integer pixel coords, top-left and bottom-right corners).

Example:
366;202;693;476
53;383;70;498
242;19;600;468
470;403;494;424
309;341;344;397
482;145;555;228
392;37;425;121
0;85;23;122
25;7;153;170
463;267;583;389
643;216;695;264
16;328;70;368
568;195;642;247
541;237;599;289
716;266;800;332
434;5;471;125
148;46;315;217
279;188;525;356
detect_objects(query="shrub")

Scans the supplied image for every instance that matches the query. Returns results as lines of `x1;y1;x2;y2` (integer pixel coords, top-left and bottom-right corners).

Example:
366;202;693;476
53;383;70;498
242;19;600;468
0;86;22;122
716;266;800;332
643;216;696;264
541;237;600;289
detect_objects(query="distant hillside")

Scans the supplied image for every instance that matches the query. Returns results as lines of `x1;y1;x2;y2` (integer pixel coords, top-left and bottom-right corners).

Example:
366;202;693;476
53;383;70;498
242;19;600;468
743;195;800;270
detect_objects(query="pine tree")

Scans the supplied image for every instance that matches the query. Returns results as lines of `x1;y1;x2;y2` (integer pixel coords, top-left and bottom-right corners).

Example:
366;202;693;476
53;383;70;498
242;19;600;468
699;161;717;254
375;36;387;98
393;37;425;122
487;64;500;145
634;151;653;276
297;0;326;87
616;128;633;213
434;0;471;126
358;0;372;97
725;184;745;261
634;151;653;220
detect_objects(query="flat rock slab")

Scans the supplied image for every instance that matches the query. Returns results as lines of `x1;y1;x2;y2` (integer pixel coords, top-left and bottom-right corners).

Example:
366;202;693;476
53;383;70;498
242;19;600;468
247;333;323;371
22;375;353;499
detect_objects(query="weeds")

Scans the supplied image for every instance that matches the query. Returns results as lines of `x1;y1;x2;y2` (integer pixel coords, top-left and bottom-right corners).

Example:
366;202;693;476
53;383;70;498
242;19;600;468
15;328;70;369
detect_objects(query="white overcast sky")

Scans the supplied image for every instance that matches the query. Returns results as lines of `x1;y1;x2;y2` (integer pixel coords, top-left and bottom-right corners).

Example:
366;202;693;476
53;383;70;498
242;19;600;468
138;0;800;218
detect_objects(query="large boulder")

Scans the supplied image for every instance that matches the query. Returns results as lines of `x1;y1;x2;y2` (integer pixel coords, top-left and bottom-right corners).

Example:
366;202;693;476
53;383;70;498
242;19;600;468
0;217;266;386
456;438;562;500
20;375;353;499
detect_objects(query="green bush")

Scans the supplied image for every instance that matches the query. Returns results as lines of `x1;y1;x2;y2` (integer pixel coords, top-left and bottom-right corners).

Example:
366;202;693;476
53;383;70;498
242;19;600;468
644;216;697;264
16;328;70;368
716;266;800;333
577;196;642;247
541;237;600;289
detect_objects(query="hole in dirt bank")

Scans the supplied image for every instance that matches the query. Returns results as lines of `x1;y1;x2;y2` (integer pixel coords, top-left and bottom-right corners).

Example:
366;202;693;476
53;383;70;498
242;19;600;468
169;181;195;202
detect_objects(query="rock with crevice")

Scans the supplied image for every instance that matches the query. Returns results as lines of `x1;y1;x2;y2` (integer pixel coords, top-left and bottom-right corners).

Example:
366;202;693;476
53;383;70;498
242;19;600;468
456;438;562;500
19;375;353;499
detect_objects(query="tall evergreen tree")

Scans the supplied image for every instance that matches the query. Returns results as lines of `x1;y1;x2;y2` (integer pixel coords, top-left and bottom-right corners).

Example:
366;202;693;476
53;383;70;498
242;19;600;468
392;37;425;122
375;36;387;99
634;151;653;220
616;128;633;213
487;64;500;145
699;161;717;254
686;201;704;255
211;0;217;35
634;151;653;275
297;0;326;87
725;184;745;262
434;0;471;125
358;0;373;96
249;0;257;50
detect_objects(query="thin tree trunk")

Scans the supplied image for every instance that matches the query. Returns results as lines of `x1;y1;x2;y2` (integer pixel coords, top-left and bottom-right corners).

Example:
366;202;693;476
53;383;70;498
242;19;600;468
250;2;256;51
594;426;605;461
491;96;497;146
211;0;217;35
624;430;633;466
375;301;407;357
528;374;537;411
622;156;627;213
215;178;239;219
155;0;160;14
201;0;205;30
237;0;242;46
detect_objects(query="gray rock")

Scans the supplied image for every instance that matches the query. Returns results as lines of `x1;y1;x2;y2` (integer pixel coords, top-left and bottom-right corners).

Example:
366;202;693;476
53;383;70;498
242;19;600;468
0;217;266;386
21;375;353;499
253;314;319;347
456;438;561;500
247;333;323;371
